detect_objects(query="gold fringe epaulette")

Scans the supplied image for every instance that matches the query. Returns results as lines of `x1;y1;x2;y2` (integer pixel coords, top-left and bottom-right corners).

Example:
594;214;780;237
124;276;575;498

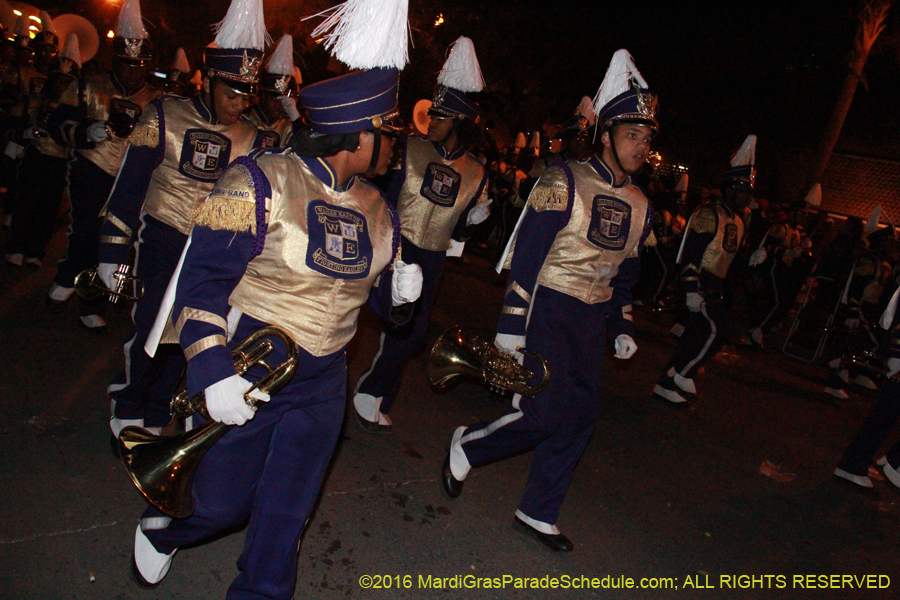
527;166;569;212
690;206;717;234
193;196;257;234
129;122;159;148
644;230;657;247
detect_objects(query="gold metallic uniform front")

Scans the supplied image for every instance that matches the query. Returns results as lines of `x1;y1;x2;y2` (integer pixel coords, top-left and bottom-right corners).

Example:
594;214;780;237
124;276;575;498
691;204;744;279
128;97;261;235
397;136;488;251
192;153;396;357
507;162;649;305
57;75;160;176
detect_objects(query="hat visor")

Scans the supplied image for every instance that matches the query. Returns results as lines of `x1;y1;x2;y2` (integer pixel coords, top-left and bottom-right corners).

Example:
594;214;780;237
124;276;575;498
115;56;151;67
214;76;258;96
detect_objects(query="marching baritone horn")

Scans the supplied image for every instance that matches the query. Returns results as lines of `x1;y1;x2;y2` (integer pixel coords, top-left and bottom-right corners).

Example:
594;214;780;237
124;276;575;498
118;326;298;518
74;265;145;304
428;325;550;397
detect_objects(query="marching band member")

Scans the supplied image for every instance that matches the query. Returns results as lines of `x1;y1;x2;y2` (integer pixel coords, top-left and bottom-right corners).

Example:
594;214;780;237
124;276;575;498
45;0;161;330
652;135;754;404
246;34;302;148
441;49;656;551
97;0;269;443
130;1;422;595
353;36;490;433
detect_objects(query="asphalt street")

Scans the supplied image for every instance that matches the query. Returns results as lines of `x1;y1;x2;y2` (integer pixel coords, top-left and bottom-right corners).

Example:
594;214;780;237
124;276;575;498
2;227;899;600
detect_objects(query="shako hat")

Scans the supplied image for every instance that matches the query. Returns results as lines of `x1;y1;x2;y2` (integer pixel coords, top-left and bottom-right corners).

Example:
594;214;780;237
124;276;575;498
592;49;658;135
302;0;409;135
113;0;152;65
262;34;297;96
204;0;269;95
720;135;757;189
32;11;59;50
428;36;484;121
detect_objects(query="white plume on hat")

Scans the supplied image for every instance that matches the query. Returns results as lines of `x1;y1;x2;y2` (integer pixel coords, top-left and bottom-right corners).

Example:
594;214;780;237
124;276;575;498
116;0;148;40
804;183;821;208
190;69;203;86
39;10;57;35
171;47;190;73
267;34;294;76
866;205;886;235
731;134;757;167
514;132;527;149
437;36;484;93
293;66;303;86
307;0;409;70
529;131;540;154
0;0;15;31
591;49;648;120
576;96;595;127
61;33;82;68
213;0;269;52
14;15;29;38
675;173;689;193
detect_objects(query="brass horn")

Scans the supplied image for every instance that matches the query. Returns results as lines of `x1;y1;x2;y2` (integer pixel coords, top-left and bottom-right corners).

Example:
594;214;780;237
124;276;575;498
118;326;298;518
75;265;145;304
428;325;550;397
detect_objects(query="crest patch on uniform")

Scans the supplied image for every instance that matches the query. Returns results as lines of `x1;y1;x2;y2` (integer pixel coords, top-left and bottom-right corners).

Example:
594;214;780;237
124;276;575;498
306;200;373;280
420;163;462;207
723;223;739;253
258;130;281;149
179;129;232;182
588;195;632;251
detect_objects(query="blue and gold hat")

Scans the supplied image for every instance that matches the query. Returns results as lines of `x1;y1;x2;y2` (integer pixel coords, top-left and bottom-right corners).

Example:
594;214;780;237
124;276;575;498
113;0;152;65
720;135;757;189
428;37;484;121
262;34;297;96
203;0;268;95
592;49;658;134
301;67;400;135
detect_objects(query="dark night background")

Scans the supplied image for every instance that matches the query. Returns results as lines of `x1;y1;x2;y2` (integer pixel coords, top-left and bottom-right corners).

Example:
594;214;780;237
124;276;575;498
21;0;900;196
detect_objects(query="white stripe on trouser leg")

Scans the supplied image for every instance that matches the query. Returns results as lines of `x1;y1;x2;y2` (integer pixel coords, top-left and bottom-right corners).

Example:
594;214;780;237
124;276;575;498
515;509;560;535
354;332;387;395
449;426;471;480
108;213;150;396
680;303;717;377
134;523;176;585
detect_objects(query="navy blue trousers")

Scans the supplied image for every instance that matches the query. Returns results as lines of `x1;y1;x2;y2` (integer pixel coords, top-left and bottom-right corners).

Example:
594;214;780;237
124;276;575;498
355;238;445;413
109;214;186;427
143;313;347;600
6;148;67;260
53;155;114;317
838;378;900;475
668;300;730;379
460;286;606;526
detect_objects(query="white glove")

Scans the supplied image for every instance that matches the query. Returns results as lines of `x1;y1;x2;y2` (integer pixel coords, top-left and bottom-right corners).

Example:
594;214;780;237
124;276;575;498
748;248;767;267
205;374;270;426
614;334;637;359
494;333;525;362
391;260;423;306
278;95;300;122
686;292;704;313
887;357;900;378
87;122;109;143
97;263;120;290
466;200;492;226
23;127;39;140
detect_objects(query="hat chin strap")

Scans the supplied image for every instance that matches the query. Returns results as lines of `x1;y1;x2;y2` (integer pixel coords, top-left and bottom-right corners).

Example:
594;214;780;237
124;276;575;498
365;128;382;175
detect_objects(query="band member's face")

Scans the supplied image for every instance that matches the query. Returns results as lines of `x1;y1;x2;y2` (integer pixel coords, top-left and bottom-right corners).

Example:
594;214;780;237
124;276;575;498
113;59;148;93
427;117;454;144
259;92;287;121
211;80;251;125
353;130;396;176
605;124;653;173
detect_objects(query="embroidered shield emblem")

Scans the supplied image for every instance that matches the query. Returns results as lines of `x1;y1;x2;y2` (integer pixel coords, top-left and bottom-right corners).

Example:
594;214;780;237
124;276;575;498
179;129;232;182
420;163;461;207
723;223;739;253
588;195;633;251
307;200;373;280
